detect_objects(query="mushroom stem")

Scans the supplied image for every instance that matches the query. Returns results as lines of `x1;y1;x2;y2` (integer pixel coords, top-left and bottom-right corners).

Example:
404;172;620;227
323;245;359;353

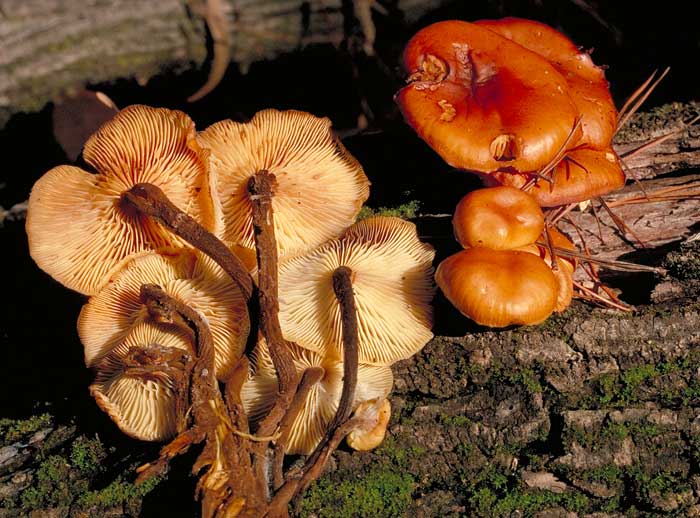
248;171;301;425
270;417;370;512
122;183;254;299
272;266;361;504
136;284;264;517
247;170;304;491
329;266;360;429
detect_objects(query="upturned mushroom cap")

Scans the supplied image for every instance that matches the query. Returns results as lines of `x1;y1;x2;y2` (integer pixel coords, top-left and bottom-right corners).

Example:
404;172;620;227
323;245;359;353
196;109;370;257
475;17;617;150
89;322;192;441
241;339;393;455
396;20;579;174
277;216;436;365
492;147;625;207
26;105;214;295
78;248;249;381
346;398;391;451
453;186;544;250
435;247;558;327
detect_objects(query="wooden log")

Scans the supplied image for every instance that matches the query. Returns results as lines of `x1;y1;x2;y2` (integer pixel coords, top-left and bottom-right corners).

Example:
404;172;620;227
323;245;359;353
0;0;448;128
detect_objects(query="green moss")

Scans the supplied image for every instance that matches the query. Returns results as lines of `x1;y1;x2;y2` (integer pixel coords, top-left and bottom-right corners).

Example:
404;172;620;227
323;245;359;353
20;454;85;510
582;465;624;485
662;239;700;281
0;413;53;446
375;437;426;469
439;414;472;427
299;469;414;518
76;476;162;509
357;201;420;221
510;369;543;395
490;489;589;516
70;435;107;475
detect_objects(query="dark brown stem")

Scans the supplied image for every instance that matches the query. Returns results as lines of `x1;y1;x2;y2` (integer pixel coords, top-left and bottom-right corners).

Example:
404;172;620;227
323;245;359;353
272;266;361;507
269;417;369;515
272;367;325;490
123;183;254;299
136;284;264;517
328;266;359;428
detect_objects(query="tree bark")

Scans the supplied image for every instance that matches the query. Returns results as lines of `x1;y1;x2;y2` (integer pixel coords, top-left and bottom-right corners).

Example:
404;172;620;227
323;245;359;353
0;0;448;128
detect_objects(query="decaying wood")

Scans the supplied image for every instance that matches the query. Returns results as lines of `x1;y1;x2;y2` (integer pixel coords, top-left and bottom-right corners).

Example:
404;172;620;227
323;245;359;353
0;0;449;127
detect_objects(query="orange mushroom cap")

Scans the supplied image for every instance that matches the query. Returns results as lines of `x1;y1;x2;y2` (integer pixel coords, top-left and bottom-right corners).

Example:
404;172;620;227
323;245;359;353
453;186;544;250
435;247;558;327
492;147;625;207
26;105;214;295
517;228;577;312
396;20;579;174
475;17;617;150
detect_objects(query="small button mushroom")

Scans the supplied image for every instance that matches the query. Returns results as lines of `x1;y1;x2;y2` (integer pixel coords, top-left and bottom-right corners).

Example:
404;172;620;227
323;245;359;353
346;398;392;451
517;228;578;312
435;247;559;327
452;186;545;250
26;105;214;295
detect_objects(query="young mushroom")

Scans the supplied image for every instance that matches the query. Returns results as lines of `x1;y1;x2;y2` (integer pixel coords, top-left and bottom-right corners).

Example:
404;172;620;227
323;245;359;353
435;247;559;327
346;398;392;451
395;20;580;174
78;248;249;381
196;109;370;258
277;216;436;365
452;186;544;250
26;105;214;295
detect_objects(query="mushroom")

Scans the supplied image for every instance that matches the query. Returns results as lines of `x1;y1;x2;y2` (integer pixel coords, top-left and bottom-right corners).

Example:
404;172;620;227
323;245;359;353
435;247;559;327
517;228;578;312
346;398;392;451
196;109;370;258
27;105;214;295
277;216;436;365
475;17;617;151
78;248;249;381
491;147;626;207
395;20;580;174
452;186;544;250
89;321;193;441
241;339;394;455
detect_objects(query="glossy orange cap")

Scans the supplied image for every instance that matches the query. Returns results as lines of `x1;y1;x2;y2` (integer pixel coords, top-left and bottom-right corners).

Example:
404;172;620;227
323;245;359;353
396;20;579;174
453;186;544;250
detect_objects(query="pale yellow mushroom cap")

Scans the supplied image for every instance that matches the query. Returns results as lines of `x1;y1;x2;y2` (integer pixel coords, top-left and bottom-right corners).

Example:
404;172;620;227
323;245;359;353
26;105;214;295
78;248;249;381
346;398;391;451
278;216;436;365
90;322;192;441
241;338;393;455
196;109;370;257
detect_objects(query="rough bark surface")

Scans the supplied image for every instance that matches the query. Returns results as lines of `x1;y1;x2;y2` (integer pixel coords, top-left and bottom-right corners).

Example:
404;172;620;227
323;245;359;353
0;0;446;127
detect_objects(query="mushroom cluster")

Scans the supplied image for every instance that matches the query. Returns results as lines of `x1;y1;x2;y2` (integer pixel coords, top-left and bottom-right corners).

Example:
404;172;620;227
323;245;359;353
26;105;436;516
396;17;625;208
396;17;628;326
436;186;574;327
